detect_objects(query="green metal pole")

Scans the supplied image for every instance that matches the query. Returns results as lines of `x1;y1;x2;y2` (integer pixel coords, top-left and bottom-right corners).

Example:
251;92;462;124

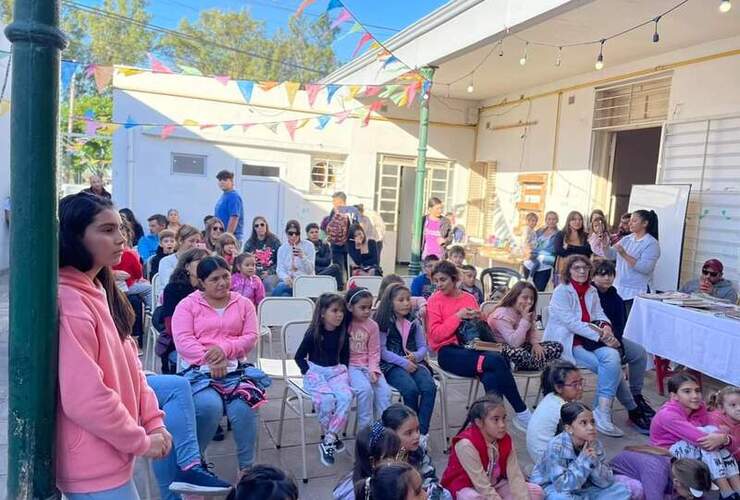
408;66;436;276
5;0;67;498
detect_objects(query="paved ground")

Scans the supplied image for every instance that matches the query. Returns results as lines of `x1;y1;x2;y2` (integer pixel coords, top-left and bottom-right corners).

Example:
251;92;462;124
0;272;724;499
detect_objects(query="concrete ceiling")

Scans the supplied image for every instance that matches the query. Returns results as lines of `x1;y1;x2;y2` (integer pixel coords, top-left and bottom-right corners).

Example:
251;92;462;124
431;0;740;100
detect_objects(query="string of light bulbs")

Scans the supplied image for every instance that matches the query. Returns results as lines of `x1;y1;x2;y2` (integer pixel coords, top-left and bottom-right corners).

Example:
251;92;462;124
439;0;732;94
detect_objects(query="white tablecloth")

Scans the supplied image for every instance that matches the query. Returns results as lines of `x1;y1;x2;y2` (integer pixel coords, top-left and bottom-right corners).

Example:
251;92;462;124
624;296;740;385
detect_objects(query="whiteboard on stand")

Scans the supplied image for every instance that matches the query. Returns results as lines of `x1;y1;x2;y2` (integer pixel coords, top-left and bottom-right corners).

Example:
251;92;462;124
628;184;691;292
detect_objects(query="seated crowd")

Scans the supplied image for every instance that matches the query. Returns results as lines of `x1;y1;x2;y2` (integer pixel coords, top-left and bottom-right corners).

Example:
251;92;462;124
56;190;739;500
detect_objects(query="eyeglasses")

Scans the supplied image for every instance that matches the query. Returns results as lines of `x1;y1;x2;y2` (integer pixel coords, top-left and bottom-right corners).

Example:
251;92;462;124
212;227;224;232
572;265;590;272
701;269;719;278
254;223;265;228
287;231;299;236
562;380;585;388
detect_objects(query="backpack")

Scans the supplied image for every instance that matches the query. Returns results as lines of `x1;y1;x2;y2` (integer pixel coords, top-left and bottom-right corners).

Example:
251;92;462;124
456;318;496;348
325;211;350;246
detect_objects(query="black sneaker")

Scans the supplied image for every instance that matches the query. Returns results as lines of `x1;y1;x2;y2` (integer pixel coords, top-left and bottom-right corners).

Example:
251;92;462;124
633;394;656;418
319;441;336;466
628;409;651;435
169;464;233;496
334;437;346;453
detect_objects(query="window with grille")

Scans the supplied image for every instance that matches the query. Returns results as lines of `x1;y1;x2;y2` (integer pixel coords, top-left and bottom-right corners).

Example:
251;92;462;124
310;156;345;195
467;161;497;239
171;153;207;176
242;164;280;177
592;74;671;131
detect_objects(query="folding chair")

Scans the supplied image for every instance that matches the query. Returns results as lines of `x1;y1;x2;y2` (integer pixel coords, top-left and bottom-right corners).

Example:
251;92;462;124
292;275;337;298
144;325;159;371
257;297;314;357
346;275;383;296
427;358;474;451
480;267;522;300
536;291;552;329
150;273;160;310
275;320;316;483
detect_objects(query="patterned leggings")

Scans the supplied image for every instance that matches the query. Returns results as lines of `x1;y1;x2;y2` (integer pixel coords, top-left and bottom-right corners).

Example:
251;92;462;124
502;341;563;371
303;362;353;439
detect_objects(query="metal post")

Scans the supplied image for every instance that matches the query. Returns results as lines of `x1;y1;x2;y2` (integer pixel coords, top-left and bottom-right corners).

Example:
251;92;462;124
408;66;436;275
5;0;67;497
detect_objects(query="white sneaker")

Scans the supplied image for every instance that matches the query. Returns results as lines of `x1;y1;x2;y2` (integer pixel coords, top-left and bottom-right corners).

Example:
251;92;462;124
594;408;624;437
511;412;531;433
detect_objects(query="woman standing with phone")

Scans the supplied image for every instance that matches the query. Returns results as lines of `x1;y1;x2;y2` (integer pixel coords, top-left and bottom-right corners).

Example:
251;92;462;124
273;219;316;296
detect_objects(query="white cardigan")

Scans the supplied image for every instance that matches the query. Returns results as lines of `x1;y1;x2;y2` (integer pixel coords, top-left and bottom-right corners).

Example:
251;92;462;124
543;283;610;363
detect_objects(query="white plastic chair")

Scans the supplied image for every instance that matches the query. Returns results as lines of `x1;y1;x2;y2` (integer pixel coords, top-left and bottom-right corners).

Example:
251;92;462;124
144;325;159;371
427;358;476;450
257;297;314;357
150;273;160;310
400;275;415;288
536;291;552;329
275;320;315;483
346;275;383;296
292;275;337;298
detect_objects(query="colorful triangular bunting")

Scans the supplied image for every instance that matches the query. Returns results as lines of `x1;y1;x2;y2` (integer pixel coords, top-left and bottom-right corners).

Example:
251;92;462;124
237;81;254;104
284;81;300;107
178;64;203;76
326;0;343;11
326;84;341;104
183;119;198;126
316;115;331;129
285;120;298;141
334;110;352;124
160;124;176;139
305;83;323;107
258;81;279;92
294;0;316;17
124;115;138;129
148;53;173;74
93;65;114;93
352;33;373;58
214;75;230;86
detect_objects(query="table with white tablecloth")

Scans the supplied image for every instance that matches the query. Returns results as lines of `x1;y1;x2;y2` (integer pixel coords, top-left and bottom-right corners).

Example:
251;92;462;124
624;296;740;385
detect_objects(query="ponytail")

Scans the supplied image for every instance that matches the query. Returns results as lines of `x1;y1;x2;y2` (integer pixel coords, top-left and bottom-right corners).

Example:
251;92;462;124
634;209;659;240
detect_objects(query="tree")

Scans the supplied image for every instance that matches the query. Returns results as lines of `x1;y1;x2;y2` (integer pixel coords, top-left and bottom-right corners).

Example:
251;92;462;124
60;91;113;183
268;14;337;82
0;0;11;24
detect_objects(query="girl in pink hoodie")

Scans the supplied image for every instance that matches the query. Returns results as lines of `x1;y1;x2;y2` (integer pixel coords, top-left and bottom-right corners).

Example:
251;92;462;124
487;281;563;371
172;255;260;474
57;193;170;498
709;386;740;461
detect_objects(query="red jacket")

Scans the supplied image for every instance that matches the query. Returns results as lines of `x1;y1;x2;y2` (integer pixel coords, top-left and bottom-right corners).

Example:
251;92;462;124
113;248;143;287
441;423;512;497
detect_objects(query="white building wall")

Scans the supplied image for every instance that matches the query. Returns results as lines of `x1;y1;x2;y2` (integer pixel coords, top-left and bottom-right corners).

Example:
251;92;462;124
112;73;476;267
475;35;740;243
0;26;11;270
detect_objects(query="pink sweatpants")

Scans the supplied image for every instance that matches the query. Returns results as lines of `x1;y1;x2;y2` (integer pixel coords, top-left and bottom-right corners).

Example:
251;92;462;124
457;480;544;500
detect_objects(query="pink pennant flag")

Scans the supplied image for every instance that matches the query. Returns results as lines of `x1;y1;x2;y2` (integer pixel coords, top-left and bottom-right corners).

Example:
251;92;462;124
362;100;383;127
294;0;316;17
331;8;352;29
305;83;323;107
84;120;100;137
334;110;352;124
199;124;216;130
364;85;381;97
85;64;97;78
352;32;373;58
214;75;230;86
285;120;298;141
148;53;173;74
405;82;420;107
160;124;176;139
241;123;254;132
93;66;114;93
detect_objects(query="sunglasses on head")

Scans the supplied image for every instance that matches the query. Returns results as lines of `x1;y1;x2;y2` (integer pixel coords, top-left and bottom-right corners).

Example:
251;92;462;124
254;222;265;228
701;268;719;277
287;231;299;236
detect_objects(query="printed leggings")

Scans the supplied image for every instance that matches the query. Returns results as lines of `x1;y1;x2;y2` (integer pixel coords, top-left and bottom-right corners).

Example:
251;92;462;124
502;341;563;371
303;362;353;438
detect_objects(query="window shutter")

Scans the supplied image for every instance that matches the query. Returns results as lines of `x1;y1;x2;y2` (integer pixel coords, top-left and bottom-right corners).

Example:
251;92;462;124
467;161;496;239
593;75;671;130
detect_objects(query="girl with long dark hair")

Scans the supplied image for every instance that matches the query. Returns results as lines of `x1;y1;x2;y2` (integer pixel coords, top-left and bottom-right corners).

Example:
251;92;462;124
57;193;171;498
243;215;282;293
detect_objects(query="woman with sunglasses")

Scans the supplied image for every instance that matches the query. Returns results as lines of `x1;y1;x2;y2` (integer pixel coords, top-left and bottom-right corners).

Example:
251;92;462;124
543;255;626;438
244;216;282;294
680;258;738;303
272;220;316;297
204;217;225;253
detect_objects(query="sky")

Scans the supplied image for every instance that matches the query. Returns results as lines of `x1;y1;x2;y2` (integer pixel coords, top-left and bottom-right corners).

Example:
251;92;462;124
82;0;449;64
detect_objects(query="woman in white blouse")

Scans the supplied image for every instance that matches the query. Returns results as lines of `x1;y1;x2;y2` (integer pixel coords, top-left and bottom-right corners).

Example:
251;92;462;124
272;219;315;297
606;209;660;312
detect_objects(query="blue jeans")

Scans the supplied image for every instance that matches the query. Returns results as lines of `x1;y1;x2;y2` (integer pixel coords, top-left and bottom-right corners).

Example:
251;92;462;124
348;366;393;429
193;386;257;470
146;375;202;500
64;480;139;499
573;345;622;401
271;281;292;297
384;364;436;435
543;481;630;499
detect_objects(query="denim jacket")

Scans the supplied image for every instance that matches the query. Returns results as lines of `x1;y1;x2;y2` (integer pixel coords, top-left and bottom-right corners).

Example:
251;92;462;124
530;432;614;493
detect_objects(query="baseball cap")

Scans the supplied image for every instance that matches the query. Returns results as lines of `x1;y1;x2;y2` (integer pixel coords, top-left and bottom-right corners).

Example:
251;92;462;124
702;259;723;273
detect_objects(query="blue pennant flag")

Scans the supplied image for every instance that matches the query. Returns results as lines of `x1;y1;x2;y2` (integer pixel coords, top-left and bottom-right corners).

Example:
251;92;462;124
124;115;138;129
61;61;78;93
382;56;399;69
326;0;343;11
237;80;254;104
83;108;96;120
222;124;234;131
316;115;331;129
326;84;340;104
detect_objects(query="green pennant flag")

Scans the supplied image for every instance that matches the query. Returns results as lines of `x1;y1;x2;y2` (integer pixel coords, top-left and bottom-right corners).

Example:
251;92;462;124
179;64;203;76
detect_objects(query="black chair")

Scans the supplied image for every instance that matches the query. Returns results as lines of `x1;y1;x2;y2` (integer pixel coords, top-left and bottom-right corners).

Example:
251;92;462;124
480;267;522;300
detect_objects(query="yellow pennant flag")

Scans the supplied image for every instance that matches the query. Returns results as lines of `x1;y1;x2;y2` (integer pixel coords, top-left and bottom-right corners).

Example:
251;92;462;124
345;85;362;101
284;81;300;107
0;100;10;117
296;118;310;130
98;123;121;134
183;119;198;126
116;67;144;77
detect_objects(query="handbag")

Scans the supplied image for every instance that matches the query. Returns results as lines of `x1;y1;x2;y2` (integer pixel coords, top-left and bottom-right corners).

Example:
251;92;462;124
456;318;496;349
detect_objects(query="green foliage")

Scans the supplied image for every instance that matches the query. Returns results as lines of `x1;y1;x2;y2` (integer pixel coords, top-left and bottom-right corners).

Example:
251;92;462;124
0;0;11;24
60;91;114;182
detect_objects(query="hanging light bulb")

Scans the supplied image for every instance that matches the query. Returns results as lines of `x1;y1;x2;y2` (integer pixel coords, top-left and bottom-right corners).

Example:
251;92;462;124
555;46;562;67
519;42;528;66
719;0;732;12
466;76;475;94
595;39;605;70
652;16;660;43
498;39;504;57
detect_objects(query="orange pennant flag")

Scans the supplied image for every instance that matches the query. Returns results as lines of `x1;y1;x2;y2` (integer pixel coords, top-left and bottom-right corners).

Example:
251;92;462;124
94;66;114;93
259;81;280;92
284;81;300;107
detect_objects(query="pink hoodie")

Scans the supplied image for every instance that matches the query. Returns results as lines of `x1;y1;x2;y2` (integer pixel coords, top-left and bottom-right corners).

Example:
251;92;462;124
487;306;540;347
709;410;739;460
348;318;381;375
57;267;164;494
171;291;258;365
650;399;712;449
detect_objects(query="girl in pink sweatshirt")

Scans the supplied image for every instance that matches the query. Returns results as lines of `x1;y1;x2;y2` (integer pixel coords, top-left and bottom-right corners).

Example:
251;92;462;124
709;386;740;461
57;193;170;498
487;281;563;371
172;255;260;474
230;252;266;308
345;286;392;429
649;372;740;498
